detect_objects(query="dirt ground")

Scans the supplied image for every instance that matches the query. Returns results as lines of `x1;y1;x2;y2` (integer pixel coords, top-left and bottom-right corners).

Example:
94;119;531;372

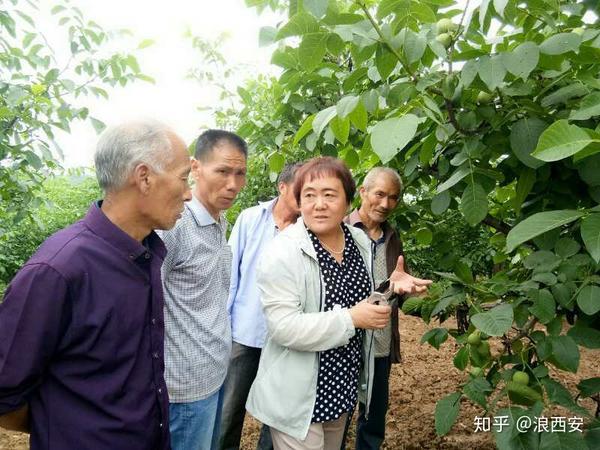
1;314;598;450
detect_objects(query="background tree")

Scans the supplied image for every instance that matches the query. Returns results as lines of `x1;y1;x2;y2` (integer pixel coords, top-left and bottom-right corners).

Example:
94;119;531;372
0;0;150;231
235;0;600;447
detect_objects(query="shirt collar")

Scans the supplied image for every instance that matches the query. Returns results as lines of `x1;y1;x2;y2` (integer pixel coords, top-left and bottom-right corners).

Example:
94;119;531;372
84;201;166;260
258;197;278;212
345;208;390;243
187;194;226;228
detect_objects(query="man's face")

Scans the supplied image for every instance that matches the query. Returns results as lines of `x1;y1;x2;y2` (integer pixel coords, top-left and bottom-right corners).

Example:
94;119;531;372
192;142;247;218
359;174;401;224
149;133;192;230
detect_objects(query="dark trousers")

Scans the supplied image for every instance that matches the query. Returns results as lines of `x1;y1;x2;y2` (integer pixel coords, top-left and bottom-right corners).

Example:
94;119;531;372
218;342;273;450
342;356;391;450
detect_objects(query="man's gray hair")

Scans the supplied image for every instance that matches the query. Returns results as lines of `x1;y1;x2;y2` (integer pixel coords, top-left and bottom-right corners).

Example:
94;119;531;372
363;167;403;192
94;120;175;192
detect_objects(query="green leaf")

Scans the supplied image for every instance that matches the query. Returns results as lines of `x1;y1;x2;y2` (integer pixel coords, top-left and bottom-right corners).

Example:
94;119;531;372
463;377;492;408
514;168;536;213
431;191;450;215
493;0;508;17
375;44;397;80
453;346;469;370
541;83;589;108
454;260;473;284
298;32;328;71
415;227;433;245
460;183;488;226
506;210;585;252
506;381;543;405
533;120;600;162
377;0;411;20
293;114;315;145
578;377;600;398
312;106;337;137
329;116;350;144
542;378;590;417
336;95;359;120
370;114;420;164
89;117;106;134
437;164;470;193
470;304;513;337
528;289;556;324
548;335;580;373
258;26;278;47
402;296;423;314
540;429;588;449
137;39;155;49
434;392;461;436
303;0;328;18
570;92;600;121
276;12;320;40
568;323;600;349
501;42;539;80
268;152;285;172
349;102;368;132
404;30;427;64
539;32;581;55
577;285;600;315
581;213;600;263
421;328;449;349
478;55;506;91
460;60;478;88
554;238;581;258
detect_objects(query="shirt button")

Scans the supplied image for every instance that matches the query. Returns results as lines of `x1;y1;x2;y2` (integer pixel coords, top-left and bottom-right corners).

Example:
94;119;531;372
153;352;159;359
144;252;151;259
129;254;135;259
158;388;163;394
151;318;157;325
159;423;163;428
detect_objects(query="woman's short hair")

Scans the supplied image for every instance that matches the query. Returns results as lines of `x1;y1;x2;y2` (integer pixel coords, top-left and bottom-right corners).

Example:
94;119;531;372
293;157;355;206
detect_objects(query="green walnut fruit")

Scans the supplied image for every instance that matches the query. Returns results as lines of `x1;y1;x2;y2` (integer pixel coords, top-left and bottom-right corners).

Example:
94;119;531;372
436;18;457;34
477;341;490;356
467;331;481;346
512;370;530;386
572;27;585;36
470;366;484;377
436;33;452;49
477;91;493;104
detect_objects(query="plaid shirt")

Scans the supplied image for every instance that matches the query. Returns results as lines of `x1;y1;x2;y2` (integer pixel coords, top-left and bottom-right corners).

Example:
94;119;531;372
158;195;232;402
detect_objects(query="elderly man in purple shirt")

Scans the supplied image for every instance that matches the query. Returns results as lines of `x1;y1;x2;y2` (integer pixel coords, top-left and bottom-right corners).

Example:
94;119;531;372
0;119;192;450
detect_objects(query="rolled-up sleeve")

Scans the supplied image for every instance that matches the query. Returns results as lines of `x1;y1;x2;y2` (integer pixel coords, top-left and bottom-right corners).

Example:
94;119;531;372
0;264;69;414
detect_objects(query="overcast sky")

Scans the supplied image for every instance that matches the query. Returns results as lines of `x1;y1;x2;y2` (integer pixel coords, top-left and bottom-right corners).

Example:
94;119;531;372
50;0;280;168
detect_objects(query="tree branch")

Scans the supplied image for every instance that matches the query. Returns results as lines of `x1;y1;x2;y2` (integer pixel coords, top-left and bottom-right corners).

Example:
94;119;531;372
482;215;511;235
357;2;416;81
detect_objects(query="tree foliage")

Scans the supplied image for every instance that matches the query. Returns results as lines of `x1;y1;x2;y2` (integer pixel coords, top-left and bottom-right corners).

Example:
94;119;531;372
0;173;100;293
0;0;149;230
238;0;600;445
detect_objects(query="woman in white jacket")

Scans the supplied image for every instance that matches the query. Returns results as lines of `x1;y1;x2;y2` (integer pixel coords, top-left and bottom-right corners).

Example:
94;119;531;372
246;157;431;450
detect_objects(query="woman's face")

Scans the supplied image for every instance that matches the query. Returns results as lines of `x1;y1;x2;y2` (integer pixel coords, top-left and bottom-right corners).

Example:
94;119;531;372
300;176;348;238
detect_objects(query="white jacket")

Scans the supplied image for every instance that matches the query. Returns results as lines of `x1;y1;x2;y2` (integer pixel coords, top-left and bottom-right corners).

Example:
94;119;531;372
246;218;375;440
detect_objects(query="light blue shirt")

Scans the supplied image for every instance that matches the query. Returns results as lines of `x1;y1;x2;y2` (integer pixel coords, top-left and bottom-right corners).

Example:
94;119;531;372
227;198;280;348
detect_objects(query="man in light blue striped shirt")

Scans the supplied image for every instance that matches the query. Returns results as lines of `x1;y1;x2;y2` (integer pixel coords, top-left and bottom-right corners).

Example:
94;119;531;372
218;163;301;450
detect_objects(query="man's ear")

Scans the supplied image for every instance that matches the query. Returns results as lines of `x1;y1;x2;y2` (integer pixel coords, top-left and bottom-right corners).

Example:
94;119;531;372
359;185;367;198
132;163;152;194
191;158;202;182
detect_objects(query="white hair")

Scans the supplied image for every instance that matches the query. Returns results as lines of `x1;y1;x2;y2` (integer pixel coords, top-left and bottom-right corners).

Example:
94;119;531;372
94;119;175;192
363;167;403;192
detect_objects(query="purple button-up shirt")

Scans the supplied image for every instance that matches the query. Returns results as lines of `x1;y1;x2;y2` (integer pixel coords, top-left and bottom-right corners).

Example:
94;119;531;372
0;203;170;450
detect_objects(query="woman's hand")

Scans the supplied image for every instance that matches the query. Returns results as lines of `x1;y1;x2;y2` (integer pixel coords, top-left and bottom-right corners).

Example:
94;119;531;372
349;300;391;329
390;256;433;295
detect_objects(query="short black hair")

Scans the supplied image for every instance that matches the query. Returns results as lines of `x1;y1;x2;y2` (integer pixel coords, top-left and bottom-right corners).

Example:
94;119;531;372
194;129;247;161
277;162;302;185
